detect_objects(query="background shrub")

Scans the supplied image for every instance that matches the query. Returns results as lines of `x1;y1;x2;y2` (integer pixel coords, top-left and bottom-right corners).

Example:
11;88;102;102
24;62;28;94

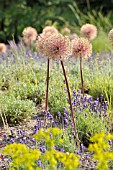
0;0;113;43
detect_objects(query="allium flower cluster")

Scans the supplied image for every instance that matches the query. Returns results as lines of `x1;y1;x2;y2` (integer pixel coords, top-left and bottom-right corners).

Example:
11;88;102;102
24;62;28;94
0;43;7;53
42;26;58;35
37;32;50;55
22;26;38;46
81;24;97;40
72;37;92;59
37;33;72;61
108;28;113;45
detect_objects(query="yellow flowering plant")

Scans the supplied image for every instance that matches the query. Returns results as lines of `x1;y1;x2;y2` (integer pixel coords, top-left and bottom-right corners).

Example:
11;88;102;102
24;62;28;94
2;128;80;170
34;128;80;170
2;143;41;170
41;149;80;170
33;127;63;150
88;133;113;170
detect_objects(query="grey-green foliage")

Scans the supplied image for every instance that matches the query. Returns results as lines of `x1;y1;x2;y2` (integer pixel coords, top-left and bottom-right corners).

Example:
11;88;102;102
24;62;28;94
49;71;69;115
76;113;106;146
7;82;44;105
0;94;36;123
48;62;78;115
62;131;76;152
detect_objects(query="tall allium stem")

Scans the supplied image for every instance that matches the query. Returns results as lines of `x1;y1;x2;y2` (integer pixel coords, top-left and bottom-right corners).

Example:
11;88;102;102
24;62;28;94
61;60;80;147
44;58;50;127
80;57;84;96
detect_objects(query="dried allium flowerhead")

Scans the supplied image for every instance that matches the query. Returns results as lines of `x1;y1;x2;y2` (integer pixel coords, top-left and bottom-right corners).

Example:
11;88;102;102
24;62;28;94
37;32;52;55
22;26;38;46
81;24;97;40
0;43;7;53
69;33;78;41
38;33;71;60
42;26;58;35
108;29;113;45
72;37;92;59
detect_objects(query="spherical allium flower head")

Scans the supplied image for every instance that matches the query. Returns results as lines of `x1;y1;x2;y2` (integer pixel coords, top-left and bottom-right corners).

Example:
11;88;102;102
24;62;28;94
108;29;113;45
0;43;7;53
81;24;97;40
42;26;58;35
37;32;52;55
69;33;78;41
38;33;72;60
22;26;38;46
72;37;92;59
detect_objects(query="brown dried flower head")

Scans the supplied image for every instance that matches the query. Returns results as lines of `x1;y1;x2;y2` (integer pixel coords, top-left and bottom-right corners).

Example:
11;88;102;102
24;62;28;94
37;33;72;60
0;43;7;53
37;33;48;56
22;26;38;46
81;24;97;40
108;28;113;45
72;37;92;59
37;29;58;55
42;26;58;35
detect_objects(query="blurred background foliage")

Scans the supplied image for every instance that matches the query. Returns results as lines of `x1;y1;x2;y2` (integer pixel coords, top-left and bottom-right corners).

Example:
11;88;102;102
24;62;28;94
0;0;113;42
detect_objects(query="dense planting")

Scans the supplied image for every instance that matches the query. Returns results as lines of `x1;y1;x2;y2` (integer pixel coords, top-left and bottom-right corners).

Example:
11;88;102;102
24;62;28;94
0;24;113;170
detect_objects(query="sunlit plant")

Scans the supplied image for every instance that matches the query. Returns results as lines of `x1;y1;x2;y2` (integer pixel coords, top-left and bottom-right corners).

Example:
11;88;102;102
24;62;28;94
2;143;41;170
88;133;113;170
80;24;97;40
37;27;79;146
72;37;92;96
22;26;38;48
2;128;80;170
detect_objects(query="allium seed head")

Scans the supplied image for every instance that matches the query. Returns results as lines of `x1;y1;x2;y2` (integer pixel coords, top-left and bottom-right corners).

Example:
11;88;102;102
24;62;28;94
81;24;97;40
37;32;54;55
42;26;58;35
37;33;72;60
22;26;38;46
72;37;92;59
0;43;7;53
108;29;113;45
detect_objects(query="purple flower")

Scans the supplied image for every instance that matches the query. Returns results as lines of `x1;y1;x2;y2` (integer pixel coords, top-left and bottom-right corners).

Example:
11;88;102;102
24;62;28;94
19;139;23;143
10;138;14;143
40;146;46;153
10;129;14;135
80;143;85;152
17;129;23;135
64;118;68;125
78;89;81;93
37;159;43;168
57;111;61;117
